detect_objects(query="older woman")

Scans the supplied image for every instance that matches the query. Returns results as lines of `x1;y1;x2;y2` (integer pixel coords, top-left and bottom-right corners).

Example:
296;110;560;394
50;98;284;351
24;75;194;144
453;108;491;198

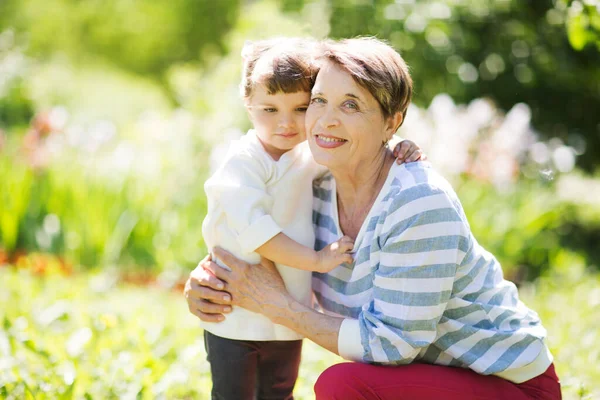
185;38;561;399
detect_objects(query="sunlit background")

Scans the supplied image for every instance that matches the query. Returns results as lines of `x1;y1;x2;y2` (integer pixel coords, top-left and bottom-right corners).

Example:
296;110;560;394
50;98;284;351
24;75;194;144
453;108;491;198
1;1;599;399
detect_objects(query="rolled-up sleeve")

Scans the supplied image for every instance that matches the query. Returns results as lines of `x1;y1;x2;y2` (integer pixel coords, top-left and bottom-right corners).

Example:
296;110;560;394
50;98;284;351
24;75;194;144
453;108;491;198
338;184;471;364
204;152;282;253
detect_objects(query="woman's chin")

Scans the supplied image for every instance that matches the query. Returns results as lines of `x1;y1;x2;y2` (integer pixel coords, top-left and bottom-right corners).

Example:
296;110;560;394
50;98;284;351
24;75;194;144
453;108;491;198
309;142;339;167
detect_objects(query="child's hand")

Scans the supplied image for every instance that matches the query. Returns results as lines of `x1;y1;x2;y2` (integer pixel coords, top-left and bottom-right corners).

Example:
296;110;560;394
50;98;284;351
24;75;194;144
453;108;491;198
316;236;354;273
393;140;426;164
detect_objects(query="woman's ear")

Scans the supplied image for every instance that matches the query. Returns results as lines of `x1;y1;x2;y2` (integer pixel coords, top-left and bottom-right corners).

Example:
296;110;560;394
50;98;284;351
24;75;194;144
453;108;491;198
384;112;403;142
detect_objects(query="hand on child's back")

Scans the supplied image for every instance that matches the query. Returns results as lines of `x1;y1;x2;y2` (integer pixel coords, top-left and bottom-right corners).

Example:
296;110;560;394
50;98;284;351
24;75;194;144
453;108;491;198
316;236;354;273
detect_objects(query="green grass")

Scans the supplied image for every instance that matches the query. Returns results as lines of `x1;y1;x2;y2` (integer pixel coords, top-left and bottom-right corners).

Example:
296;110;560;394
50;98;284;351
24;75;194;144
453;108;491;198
1;268;598;399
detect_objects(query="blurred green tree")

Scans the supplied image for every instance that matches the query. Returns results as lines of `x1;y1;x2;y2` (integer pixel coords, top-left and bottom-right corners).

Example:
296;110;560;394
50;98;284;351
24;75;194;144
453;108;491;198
3;0;597;169
0;82;34;129
284;0;600;171
0;28;34;128
564;0;600;51
0;0;241;77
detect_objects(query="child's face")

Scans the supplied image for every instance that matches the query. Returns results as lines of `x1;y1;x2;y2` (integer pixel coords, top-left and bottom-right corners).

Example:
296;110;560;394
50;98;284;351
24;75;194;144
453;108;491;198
246;84;310;160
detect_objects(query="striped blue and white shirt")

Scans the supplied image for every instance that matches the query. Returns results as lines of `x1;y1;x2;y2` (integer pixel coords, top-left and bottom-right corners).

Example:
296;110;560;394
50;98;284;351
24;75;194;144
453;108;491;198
312;161;552;383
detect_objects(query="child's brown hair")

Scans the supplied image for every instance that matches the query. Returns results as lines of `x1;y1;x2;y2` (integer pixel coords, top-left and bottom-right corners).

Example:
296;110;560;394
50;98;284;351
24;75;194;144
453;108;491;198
240;38;316;98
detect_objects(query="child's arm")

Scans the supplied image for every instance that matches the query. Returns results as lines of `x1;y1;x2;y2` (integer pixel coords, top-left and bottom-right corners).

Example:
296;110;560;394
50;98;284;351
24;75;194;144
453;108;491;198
391;138;426;164
256;233;354;273
205;148;283;255
206;147;352;273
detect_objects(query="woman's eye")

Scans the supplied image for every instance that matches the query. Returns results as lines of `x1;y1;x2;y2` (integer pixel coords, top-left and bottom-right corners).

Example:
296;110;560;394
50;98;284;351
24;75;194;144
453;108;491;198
310;97;325;104
264;108;277;113
343;101;358;110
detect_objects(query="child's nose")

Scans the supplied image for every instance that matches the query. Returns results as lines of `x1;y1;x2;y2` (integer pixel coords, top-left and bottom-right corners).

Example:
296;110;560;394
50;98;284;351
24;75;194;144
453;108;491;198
278;114;295;128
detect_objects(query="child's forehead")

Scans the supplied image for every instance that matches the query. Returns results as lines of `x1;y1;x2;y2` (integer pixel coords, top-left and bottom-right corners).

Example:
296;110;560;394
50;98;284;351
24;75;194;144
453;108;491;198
249;85;311;103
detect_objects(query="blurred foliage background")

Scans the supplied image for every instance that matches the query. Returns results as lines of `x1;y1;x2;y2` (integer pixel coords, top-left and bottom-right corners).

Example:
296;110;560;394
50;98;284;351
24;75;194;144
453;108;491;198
0;0;599;397
1;0;598;278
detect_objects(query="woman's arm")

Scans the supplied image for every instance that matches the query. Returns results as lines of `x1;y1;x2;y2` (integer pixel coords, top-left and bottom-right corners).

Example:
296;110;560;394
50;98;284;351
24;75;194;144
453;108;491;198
184;253;344;349
185;184;469;363
185;257;232;323
201;248;345;355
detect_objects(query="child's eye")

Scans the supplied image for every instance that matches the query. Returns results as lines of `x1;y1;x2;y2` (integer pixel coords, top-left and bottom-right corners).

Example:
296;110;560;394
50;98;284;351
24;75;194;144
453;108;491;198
310;97;325;104
296;106;308;112
264;108;277;113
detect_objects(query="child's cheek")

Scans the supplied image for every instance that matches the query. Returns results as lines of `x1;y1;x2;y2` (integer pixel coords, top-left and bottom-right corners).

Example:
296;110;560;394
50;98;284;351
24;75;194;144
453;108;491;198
296;122;307;140
298;115;308;135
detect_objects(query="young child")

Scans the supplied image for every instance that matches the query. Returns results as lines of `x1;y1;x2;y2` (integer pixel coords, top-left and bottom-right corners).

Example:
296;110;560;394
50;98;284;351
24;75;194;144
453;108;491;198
200;38;423;400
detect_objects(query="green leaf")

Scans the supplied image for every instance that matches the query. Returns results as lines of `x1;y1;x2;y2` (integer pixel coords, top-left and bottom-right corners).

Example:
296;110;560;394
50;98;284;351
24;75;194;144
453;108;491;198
567;14;588;50
22;339;52;361
59;380;76;400
23;382;37;400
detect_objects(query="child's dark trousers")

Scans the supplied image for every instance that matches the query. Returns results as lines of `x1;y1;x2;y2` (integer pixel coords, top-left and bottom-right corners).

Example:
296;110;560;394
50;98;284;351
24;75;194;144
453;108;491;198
204;330;303;400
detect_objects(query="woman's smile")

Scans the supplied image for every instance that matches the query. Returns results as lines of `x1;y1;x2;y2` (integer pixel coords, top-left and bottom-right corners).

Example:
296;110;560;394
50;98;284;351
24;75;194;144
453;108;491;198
314;134;347;148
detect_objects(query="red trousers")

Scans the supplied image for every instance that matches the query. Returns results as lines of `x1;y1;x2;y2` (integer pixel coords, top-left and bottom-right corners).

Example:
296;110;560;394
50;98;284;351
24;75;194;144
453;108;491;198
314;362;561;400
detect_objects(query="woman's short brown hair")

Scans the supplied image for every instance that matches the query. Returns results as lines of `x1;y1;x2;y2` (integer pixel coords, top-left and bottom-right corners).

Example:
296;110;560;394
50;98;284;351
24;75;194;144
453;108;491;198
240;38;316;98
315;37;413;123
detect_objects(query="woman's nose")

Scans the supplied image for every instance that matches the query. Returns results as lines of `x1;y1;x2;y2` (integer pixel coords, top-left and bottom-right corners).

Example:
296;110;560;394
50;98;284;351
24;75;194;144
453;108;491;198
319;107;339;129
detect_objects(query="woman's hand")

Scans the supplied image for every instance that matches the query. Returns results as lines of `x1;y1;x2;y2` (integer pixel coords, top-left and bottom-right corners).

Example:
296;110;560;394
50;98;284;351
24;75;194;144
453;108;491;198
203;249;344;356
203;247;291;319
184;254;233;322
393;139;426;164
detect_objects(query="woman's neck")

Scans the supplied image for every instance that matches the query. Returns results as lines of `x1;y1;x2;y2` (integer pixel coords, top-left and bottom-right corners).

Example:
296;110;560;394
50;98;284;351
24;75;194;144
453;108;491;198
331;149;395;238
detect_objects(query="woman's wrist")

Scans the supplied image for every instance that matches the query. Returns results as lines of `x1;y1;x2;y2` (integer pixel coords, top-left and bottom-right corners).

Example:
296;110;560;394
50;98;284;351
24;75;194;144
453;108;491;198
264;291;299;325
269;296;345;356
267;294;319;330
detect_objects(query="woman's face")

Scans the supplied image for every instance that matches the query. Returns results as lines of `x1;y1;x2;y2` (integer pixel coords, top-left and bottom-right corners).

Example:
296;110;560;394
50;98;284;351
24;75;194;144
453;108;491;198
306;61;394;171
